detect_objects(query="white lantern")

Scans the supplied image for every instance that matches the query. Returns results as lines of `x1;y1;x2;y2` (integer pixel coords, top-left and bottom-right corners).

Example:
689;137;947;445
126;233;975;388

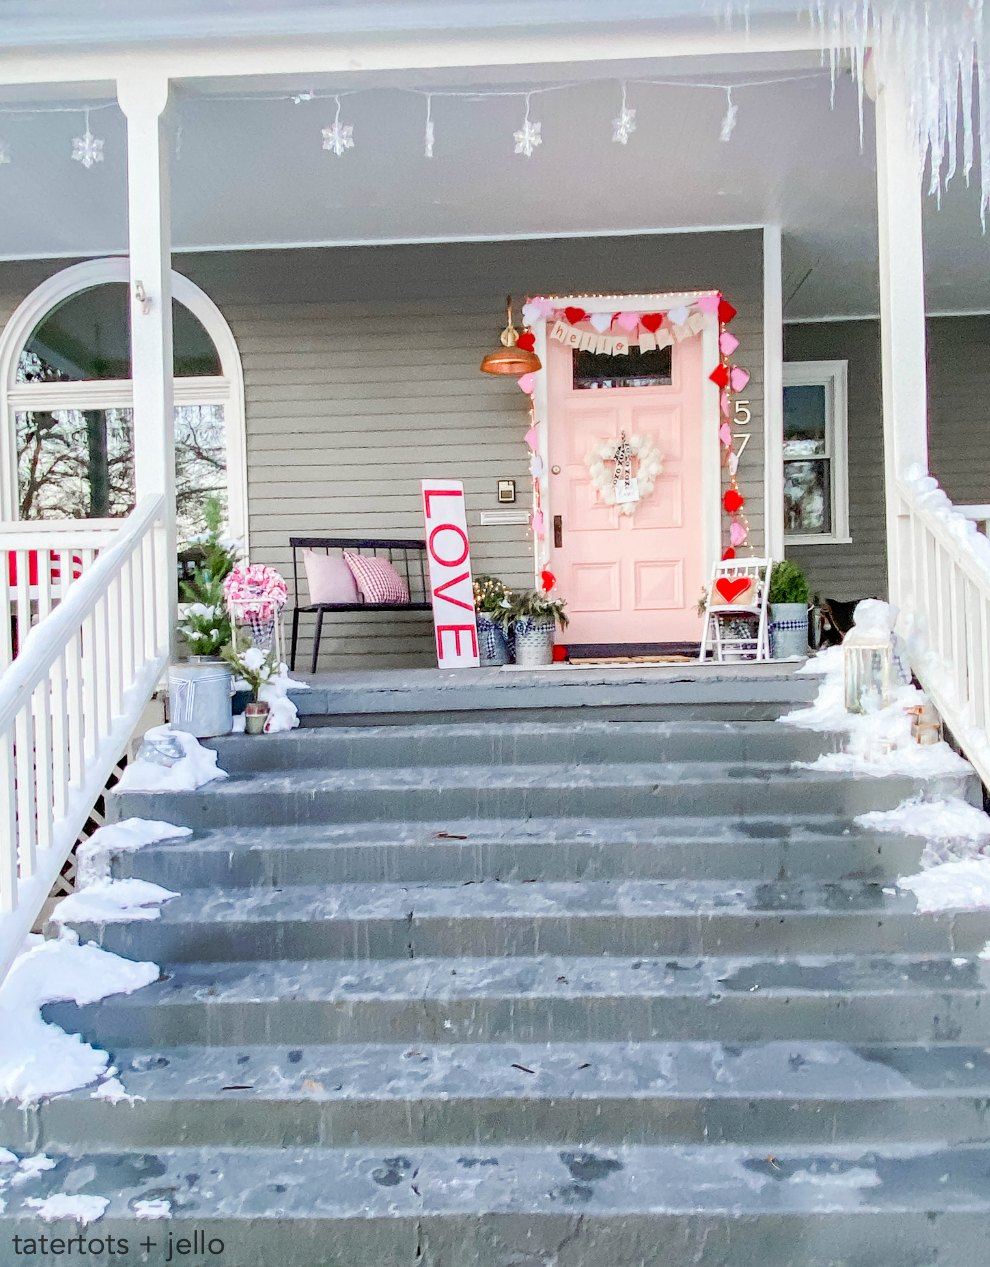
843;626;894;714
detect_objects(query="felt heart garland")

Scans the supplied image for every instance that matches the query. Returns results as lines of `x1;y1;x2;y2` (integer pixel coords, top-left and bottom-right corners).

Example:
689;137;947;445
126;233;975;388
616;311;641;333
516;331;536;352
640;313;664;333
722;547;736;561
709;364;730;389
541;569;556;593
525;426;539;451
589;312;613;333
718;298;737;325
719;422;733;447
723;488;745;514
730;366;750;393
697;293;721;314
563;306;587;326
729;519;747;547
517;372;536;394
719;331;740;356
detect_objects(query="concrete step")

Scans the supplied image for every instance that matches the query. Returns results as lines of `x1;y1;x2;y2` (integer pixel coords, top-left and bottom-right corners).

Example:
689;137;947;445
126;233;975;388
110;817;925;890
111;761;977;829
63;878;990;963
289;664;821;725
10;1041;990;1152
1;1141;988;1266
43;953;990;1048
206;719;840;774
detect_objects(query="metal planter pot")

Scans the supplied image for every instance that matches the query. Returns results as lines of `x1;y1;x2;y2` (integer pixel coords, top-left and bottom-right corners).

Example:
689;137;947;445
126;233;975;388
770;603;809;660
477;615;511;667
513;617;555;668
168;657;233;738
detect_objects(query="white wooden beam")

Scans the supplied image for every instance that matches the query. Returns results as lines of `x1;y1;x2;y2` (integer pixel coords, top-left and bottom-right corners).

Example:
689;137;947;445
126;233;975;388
762;224;785;561
117;73;176;659
0;24;826;88
874;58;929;604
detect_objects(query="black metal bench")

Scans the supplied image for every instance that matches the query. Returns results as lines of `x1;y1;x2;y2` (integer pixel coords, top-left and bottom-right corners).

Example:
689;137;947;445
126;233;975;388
289;536;432;672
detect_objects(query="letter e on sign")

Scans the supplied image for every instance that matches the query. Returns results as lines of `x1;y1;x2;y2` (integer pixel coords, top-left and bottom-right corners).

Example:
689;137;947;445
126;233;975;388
421;479;480;668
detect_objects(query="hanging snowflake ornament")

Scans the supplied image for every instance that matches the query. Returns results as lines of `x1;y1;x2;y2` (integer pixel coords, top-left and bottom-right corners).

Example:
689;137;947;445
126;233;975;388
612;84;637;145
514;93;542;157
424;95;435;158
72;110;104;169
322;96;354;157
719;88;738;143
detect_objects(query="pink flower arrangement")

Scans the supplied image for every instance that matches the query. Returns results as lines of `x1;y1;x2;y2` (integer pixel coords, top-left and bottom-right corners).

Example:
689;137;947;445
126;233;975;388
223;564;287;619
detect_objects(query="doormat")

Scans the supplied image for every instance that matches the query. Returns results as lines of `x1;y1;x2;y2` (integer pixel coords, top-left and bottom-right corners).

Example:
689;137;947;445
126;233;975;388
568;655;696;665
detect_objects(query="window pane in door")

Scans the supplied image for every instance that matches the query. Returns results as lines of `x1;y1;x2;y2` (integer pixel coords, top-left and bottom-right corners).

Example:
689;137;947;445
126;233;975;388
783;383;828;457
784;458;832;535
573;344;672;390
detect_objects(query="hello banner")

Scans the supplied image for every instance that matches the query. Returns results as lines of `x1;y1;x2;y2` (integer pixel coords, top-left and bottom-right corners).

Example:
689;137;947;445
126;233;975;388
549;313;704;354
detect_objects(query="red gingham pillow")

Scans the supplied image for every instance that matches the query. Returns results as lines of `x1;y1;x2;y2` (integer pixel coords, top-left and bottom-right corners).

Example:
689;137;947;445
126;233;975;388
342;552;410;605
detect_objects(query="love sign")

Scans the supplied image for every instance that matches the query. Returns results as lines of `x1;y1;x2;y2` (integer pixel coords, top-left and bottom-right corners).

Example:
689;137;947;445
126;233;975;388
421;479;480;668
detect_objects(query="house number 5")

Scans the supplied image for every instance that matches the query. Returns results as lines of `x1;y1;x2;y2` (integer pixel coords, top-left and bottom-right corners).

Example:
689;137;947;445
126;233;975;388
733;399;752;426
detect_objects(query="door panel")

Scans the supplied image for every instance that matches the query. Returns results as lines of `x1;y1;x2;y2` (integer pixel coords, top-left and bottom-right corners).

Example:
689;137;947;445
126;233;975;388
547;324;705;645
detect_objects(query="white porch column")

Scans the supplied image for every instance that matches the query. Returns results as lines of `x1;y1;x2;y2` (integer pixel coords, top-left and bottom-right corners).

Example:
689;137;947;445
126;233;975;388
874;58;929;605
116;74;175;658
762;224;785;563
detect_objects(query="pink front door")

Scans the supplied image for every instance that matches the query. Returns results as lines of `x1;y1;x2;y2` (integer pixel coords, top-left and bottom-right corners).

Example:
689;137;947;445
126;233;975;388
546;327;706;645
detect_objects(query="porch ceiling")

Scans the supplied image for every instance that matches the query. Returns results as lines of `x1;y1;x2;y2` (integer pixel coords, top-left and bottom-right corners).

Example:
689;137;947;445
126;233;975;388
0;65;986;320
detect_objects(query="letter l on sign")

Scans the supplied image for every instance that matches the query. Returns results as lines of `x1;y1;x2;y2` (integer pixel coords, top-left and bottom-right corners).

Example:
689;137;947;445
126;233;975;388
421;479;480;668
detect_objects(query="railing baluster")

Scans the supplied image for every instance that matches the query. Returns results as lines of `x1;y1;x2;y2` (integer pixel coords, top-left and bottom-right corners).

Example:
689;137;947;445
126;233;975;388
50;651;70;821
14;549;31;663
14;702;37;881
32;677;54;854
82;611;100;763
0;729;16;912
65;630;86;788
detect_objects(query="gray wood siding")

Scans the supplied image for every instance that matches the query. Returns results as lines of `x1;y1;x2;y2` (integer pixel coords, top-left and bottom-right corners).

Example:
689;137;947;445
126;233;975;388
0;232;765;669
782;320;887;602
783;315;990;606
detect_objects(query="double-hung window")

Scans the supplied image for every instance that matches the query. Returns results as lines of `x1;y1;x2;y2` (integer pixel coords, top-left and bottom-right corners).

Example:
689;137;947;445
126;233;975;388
782;360;849;544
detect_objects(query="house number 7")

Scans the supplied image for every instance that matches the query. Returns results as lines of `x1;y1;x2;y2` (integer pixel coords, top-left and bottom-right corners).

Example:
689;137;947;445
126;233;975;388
733;399;752;426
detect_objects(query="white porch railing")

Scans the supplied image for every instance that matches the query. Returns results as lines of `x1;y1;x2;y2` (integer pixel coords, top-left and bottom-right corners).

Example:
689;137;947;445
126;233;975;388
897;475;990;788
0;519;122;668
0;496;169;984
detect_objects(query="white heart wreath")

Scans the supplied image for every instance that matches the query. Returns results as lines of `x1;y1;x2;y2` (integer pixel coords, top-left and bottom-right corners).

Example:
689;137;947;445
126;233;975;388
586;434;664;517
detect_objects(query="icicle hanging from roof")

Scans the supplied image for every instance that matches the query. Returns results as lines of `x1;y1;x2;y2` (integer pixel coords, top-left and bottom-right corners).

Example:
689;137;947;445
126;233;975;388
722;1;987;221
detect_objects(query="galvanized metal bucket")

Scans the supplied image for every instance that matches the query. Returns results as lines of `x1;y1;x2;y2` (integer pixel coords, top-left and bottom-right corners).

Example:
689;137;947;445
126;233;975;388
770;603;809;659
513;617;555;668
168;658;233;738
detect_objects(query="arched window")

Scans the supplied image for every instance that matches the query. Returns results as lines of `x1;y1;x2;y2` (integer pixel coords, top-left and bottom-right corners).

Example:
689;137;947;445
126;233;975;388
0;259;247;546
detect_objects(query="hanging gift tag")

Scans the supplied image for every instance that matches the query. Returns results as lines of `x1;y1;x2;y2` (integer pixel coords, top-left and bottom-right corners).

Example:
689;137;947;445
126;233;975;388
614;478;640;505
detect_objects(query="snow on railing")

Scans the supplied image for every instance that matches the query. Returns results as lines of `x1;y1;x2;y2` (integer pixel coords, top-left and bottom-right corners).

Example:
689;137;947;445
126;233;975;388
897;471;990;789
0;496;169;985
0;519;122;669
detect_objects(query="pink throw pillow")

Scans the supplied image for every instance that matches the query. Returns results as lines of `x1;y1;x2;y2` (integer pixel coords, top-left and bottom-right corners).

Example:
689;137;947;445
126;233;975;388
302;550;360;605
343;552;410;604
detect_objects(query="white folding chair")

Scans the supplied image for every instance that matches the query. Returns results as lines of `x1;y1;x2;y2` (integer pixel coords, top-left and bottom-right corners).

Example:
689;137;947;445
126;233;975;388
698;557;773;663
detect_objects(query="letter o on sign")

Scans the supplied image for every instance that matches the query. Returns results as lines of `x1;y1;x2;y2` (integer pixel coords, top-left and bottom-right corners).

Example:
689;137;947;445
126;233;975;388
428;523;469;568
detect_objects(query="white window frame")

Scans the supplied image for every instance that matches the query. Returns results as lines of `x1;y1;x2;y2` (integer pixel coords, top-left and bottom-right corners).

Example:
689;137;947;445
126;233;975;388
0;257;248;547
782;359;849;546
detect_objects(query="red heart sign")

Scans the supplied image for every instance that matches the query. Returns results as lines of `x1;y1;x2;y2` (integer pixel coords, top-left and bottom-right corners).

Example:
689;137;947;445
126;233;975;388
709;364;730;389
718;298;738;325
723;489;745;514
640;313;664;333
563;307;587;325
516;331;536;352
715;576;752;604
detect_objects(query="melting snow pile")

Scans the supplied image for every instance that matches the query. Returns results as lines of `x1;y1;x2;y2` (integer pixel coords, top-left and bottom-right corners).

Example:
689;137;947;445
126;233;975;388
116;725;227;792
0;937;158;1103
238;663;308;734
77;817;191;886
23;1194;110;1225
53;878;178;925
857;795;990;914
781;605;970;779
